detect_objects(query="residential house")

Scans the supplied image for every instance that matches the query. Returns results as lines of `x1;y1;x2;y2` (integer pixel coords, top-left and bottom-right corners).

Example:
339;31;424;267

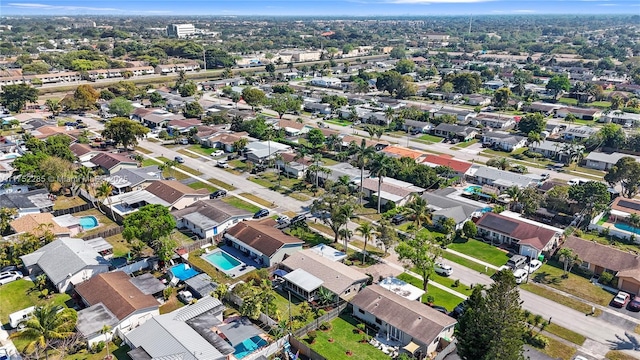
351;285;456;359
602;111;640;127
475;212;562;259
377;277;425;301
563;236;640;294
70;143;102;162
274;119;310;137
544;123;563;137
20;238;111;292
484;80;505;90
561;126;599;142
423;188;484;230
0;188;53;217
555;107;602;121
145;180;210;210
310;77;341;88
88;152;138;175
123;297;234;360
201;77;246;91
482;132;527;152
167;119;203;135
466;165;540;190
10;213;71;238
434;108;477;124
154;62;200;75
202;131;250;153
276;152;313;179
357;177;425;207
403;119;434;134
224;219;303;267
105;166;162;194
421;154;472;178
584;152;637;171
280;249;369;301
184;273;218;299
381;146;427;162
308;244;348;262
475;113;516;130
524;102;564;116
433;123;478;142
75;271;160;346
244;141;291;164
321;162;369;184
528;140;579;163
303;102;332;114
172;200;253;240
608;197;640;225
466;95;491;107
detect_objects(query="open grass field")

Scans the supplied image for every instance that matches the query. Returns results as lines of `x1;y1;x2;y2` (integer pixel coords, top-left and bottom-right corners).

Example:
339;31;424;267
447;238;511;267
0;280;72;328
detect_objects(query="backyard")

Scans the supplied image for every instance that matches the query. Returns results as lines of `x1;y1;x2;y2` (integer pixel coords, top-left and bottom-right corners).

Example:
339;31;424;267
74;209;121;238
307;314;389;360
448;238;511;267
0;279;72;328
53;196;87;211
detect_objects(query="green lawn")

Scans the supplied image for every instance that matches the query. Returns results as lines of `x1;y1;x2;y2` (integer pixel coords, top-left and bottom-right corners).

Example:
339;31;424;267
238;192;277;209
141;158;162;167
65;344;132;360
53;196;87;210
105;234;135;258
221;196;261;213
188;145;216;156
177;149;200;158
0;280;72;328
321;157;339;166
539;335;577;360
308;314;389;360
558;98;578;106
325;118;352;126
447;238;511;267
287;226;332;247
206;178;237;191
188;181;219;193
587;101;612;109
158;156;203;175
397;273;465;311
429;273;473;296
456;139;478;148
419;134;443;143
441;252;497;277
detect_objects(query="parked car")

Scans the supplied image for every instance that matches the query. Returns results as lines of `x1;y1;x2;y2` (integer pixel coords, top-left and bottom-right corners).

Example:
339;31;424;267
178;138;189;145
211;150;224;157
276;215;290;225
391;214;406;225
174;156;185;164
450;301;468;319
0;265;19;273
210;190;227;199
611;291;631;308
217;160;230;168
506;255;527;270
178;290;194;303
254;209;270;219
627;296;640;312
524;260;542;274
290;213;308;224
434;263;453;276
429;305;448;315
251;164;266;174
513;268;528;284
0;270;23;285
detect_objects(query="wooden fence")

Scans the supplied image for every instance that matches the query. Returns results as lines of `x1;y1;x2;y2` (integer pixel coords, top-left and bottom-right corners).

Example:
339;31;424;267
292;302;348;338
241;335;291;360
289;336;327;360
52;203;92;216
179;238;214;253
81;226;124;240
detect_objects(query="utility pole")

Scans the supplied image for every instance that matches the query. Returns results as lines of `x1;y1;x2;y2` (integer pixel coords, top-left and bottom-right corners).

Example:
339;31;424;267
203;49;207;71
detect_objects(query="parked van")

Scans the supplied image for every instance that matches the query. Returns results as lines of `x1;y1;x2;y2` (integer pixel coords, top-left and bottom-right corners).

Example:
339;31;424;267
9;306;35;329
506;255;527;270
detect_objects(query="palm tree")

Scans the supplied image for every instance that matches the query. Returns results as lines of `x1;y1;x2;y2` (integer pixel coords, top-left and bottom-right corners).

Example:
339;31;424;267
364;125;377;140
355;222;374;264
294;146;310;175
350;139;376;205
375;220;397;256
628;213;640;230
159;160;178;179
45;99;62;116
74;166;94;198
384;106;395;125
504;186;522;212
407;194;432;231
558;248;578;276
101;325;113;360
339;227;353;253
96;181;115;220
325;134;341;153
11;304;77;360
369;153;395;213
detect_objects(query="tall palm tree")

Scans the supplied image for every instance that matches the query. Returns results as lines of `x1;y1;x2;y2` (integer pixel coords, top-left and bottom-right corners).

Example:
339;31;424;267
355;222;373;264
96;181;115;221
350;139;376;205
503;186;522;212
369;153;395;213
364;125;377;140
339;227;353;253
384;106;395;125
11;304;77;360
74;166;94;199
159;160;178;179
325;134;341;153
294;146;310;175
101;325;113;360
407;194;432;231
274;153;284;187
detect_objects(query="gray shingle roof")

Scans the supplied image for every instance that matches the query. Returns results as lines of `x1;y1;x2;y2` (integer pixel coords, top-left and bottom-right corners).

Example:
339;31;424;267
20;238;110;284
0;188;52;210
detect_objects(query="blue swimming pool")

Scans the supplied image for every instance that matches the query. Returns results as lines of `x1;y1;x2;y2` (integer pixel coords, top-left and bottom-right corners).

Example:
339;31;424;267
463;185;491;198
170;263;200;281
204;250;242;271
234;336;268;359
614;222;640;235
79;216;99;230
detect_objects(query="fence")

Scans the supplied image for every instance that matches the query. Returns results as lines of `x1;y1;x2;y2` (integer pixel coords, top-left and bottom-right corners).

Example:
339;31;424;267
81;226;124;240
179;238;214;253
114;258;152;274
51;203;92;216
289;336;326;360
433;339;457;360
224;292;279;329
292;302;348;338
241;334;290;360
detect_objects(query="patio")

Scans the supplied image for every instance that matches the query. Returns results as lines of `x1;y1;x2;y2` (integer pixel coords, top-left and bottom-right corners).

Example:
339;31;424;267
216;244;260;277
369;333;402;357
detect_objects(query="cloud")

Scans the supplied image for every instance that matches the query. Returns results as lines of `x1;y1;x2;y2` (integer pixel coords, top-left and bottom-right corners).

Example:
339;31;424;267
513;9;536;13
7;2;119;11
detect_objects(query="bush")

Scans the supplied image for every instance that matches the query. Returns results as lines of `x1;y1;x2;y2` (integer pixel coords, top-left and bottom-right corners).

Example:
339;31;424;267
452;279;460;288
319;321;332;331
599;271;615;286
92;341;106;353
526;335;549;348
426;295;435;304
307;330;318;343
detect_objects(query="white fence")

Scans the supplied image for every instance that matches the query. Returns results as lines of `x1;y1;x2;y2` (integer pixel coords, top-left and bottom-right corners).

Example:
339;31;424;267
242;334;290;360
588;213;640;243
114;258;152;274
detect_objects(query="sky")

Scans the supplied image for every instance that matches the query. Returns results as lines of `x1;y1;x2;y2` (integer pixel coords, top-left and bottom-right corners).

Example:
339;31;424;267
1;0;639;16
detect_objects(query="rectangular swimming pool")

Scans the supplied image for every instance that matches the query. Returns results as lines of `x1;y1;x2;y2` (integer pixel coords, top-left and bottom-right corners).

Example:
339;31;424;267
204;250;242;271
234;336;268;359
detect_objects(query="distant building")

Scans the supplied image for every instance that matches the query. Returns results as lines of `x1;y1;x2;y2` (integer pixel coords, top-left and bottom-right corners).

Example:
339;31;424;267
167;24;196;38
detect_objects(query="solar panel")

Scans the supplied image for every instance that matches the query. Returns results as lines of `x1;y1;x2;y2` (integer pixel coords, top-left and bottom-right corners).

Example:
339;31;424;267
618;200;640;212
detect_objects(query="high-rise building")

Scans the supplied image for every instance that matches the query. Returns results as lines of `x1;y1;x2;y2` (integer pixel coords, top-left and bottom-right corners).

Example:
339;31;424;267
167;24;196;38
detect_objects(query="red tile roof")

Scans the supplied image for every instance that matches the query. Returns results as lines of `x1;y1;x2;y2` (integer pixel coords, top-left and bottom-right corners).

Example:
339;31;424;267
422;154;472;173
476;212;558;251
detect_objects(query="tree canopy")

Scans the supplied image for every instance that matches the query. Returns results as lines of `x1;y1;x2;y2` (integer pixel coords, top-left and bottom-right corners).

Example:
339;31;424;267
0;84;39;113
605;156;640;198
517;113;546;135
101;117;150;149
108;97;134;117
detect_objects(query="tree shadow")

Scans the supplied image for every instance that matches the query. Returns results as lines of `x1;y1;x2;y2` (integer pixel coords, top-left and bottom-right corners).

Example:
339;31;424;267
608;332;640;351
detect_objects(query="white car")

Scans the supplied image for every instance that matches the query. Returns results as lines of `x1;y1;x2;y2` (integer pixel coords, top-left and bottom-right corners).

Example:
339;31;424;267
178;290;194;303
276;215;290;225
513;269;528;284
211;150;224;157
216;160;230;168
0;270;23;285
434;263;453;276
524;260;542;274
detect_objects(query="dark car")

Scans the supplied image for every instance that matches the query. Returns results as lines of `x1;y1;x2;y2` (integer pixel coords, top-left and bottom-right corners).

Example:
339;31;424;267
253;209;270;219
174;156;185;164
290;213;308;224
429;305;449;315
450;301;468;319
628;297;640;312
210;190;227;199
251;165;266;174
391;214;406;225
0;265;18;273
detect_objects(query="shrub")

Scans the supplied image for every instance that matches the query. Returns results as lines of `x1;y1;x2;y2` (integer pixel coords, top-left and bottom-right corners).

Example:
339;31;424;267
92;341;106;353
356;323;366;333
319;321;332;331
599;271;615;286
527;335;549;348
426;295;435;304
307;330;318;343
452;279;460;288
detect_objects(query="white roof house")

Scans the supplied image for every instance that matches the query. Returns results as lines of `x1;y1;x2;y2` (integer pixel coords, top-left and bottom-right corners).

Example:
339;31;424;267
378;277;425;302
